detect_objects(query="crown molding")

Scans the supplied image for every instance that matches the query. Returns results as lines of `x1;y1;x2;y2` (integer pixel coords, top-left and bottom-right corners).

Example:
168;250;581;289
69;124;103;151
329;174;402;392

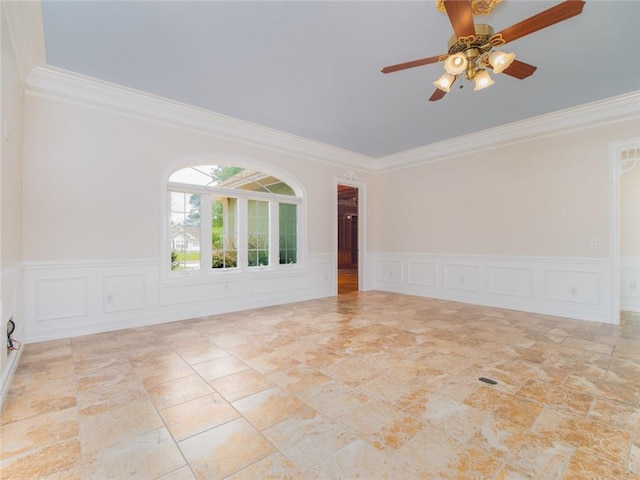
25;66;639;175
1;0;46;82
25;66;373;171
373;91;640;172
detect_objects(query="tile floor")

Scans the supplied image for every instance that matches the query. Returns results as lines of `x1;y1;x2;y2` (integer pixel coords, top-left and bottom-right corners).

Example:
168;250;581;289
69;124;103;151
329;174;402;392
1;292;639;479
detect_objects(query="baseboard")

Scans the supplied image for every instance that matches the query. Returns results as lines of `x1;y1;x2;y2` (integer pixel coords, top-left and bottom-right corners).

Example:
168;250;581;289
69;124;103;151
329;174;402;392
0;346;23;408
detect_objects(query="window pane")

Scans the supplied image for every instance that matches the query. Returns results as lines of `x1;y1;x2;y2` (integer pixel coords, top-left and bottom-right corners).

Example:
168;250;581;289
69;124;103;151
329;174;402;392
279;203;297;264
248;199;269;267
170;191;201;271
212;196;238;269
170;165;296;195
169;165;245;187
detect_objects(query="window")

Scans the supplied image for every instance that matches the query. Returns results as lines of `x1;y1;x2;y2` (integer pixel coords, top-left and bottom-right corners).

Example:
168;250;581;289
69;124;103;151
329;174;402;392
247;199;269;267
170;191;201;271
168;165;301;274
279;203;297;264
212;196;237;269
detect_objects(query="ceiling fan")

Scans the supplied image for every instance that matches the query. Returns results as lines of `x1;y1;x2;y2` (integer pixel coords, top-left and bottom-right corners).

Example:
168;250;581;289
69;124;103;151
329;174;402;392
381;0;586;101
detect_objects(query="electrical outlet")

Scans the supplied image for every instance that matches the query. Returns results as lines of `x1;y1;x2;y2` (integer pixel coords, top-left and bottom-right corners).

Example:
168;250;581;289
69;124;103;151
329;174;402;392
570;287;577;295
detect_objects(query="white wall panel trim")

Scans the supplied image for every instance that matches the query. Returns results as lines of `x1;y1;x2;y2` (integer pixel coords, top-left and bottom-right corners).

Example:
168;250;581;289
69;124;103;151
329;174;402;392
23;254;336;343
488;266;534;298
621;255;640;312
24;259;158;270
370;252;612;324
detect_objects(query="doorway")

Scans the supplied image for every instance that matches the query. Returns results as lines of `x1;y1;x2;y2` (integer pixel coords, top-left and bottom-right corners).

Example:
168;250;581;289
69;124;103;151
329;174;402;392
337;184;359;294
610;138;640;324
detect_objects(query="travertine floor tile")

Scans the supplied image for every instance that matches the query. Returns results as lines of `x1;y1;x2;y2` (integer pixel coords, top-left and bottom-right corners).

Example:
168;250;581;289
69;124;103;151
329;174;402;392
156;466;197;480
515;379;593;415
231;386;306;430
225;452;303;479
300;380;370;419
208;368;274;402
160;392;240;441
463;385;543;428
178;418;275;480
470;417;573;479
267;364;332;396
262;408;356;470
336;399;422;452
191;355;249;381
80;399;164;454
0;438;82;480
145;374;214;409
393;424;501;479
306;439;418;479
84;427;185;479
533;408;632;466
3;294;638;480
562;449;637;479
0;407;78;461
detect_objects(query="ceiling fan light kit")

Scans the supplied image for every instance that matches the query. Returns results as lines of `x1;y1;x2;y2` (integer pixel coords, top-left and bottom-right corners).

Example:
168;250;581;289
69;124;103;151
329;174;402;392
382;0;586;101
489;50;516;74
473;69;495;90
433;72;456;92
444;52;468;75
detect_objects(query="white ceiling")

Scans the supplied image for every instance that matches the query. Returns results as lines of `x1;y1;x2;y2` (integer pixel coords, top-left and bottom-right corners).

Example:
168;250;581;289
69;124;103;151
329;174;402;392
39;0;640;158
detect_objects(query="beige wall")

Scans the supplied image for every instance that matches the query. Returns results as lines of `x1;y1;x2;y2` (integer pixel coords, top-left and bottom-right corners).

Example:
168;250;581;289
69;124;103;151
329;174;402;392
1;11;24;269
370;121;640;257
22;94;370;262
621;159;640;256
1;8;25;386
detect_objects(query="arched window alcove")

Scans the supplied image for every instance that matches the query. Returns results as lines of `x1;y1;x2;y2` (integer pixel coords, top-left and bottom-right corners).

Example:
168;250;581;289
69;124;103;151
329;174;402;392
166;164;304;277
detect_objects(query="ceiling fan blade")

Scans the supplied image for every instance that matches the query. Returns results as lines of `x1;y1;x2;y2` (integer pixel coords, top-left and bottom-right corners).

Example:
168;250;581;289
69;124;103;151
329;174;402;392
429;77;456;102
381;55;443;74
429;88;447;102
501;60;537;79
444;0;475;39
495;0;585;45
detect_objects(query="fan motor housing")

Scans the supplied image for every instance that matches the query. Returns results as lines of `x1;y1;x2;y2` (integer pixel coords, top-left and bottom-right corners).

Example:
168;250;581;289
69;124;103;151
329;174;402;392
447;24;495;54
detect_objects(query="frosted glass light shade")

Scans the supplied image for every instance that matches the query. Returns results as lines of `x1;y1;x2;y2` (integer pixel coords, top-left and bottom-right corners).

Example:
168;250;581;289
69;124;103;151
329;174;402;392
433;73;455;92
489;50;516;74
444;53;468;75
473;70;494;91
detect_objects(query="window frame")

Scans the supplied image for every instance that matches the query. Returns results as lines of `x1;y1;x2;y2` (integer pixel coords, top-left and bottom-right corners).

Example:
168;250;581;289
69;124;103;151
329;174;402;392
166;180;303;279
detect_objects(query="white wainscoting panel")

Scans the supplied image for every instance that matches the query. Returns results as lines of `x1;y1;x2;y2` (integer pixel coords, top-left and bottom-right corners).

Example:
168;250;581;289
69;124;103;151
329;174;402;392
23;254;335;342
443;264;480;293
407;262;437;287
250;274;307;295
158;280;242;307
103;274;145;313
544;270;600;305
488;266;534;298
621;256;640;312
377;260;402;284
370;252;613;324
35;277;88;321
314;260;332;288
